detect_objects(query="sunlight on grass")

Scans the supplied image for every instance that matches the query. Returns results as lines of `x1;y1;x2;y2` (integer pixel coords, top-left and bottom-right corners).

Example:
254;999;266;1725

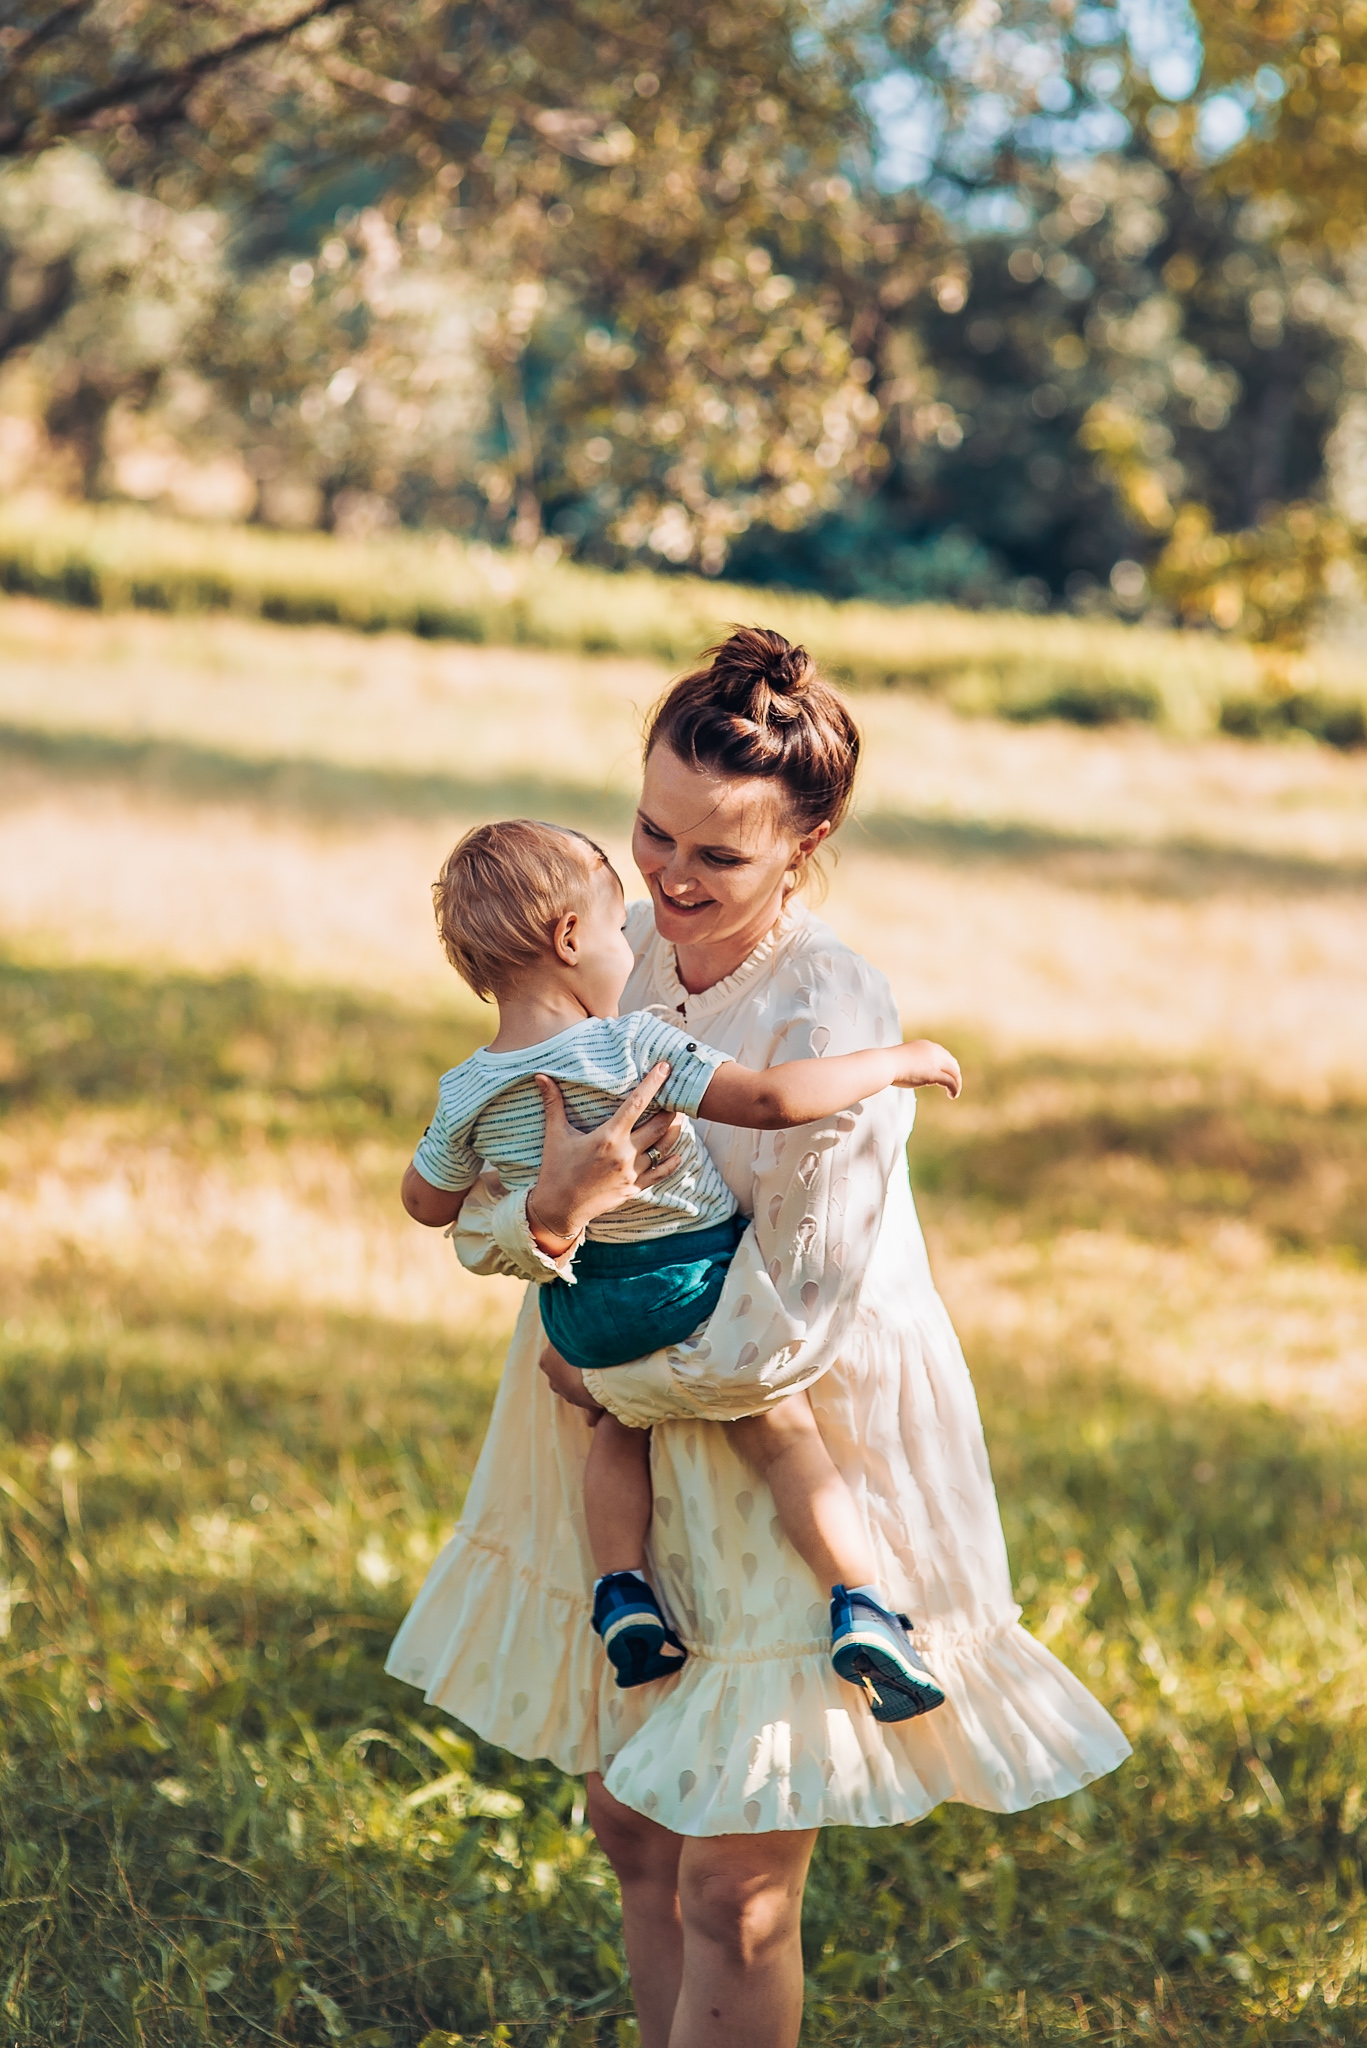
4;596;1367;1083
2;597;1365;2042
13;494;1367;741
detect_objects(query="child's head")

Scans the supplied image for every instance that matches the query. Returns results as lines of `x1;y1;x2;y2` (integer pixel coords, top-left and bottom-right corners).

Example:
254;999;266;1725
433;819;634;1013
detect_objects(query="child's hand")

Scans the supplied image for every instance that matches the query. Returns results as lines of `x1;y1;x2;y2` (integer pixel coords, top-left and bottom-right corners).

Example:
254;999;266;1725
539;1342;606;1424
892;1039;962;1099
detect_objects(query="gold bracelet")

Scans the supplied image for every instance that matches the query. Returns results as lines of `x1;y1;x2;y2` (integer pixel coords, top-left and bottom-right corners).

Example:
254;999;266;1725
526;1192;576;1252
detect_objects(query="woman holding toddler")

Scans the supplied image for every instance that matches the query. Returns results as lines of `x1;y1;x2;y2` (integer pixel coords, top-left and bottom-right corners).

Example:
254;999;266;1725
387;627;1127;2048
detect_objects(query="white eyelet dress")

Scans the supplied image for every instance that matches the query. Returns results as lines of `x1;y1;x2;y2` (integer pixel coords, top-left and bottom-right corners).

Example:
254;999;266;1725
386;901;1129;1835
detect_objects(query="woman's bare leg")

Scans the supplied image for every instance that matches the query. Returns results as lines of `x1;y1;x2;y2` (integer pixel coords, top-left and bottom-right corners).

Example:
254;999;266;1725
671;1828;818;2048
586;1773;684;2048
728;1395;875;1591
584;1413;654;1575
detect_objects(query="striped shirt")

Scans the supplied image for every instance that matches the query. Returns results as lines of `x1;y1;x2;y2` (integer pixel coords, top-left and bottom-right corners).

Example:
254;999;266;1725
413;1010;737;1244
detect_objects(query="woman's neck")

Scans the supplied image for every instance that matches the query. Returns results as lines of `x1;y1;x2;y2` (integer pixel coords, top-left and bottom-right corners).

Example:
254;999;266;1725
673;892;789;997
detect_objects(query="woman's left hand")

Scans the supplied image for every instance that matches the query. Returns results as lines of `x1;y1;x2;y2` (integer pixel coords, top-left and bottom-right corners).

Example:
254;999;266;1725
539;1342;606;1423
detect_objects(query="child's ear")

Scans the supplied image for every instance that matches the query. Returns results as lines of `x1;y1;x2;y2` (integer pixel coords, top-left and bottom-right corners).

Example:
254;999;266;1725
551;910;579;965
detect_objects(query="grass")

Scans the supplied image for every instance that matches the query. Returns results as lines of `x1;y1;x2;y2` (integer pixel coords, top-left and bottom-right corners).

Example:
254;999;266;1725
3;954;1367;2045
3;596;1366;2041
2;495;1366;746
5;594;1367;1088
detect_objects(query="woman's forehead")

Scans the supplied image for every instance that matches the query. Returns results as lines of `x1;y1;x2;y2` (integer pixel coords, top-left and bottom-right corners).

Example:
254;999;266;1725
641;746;785;841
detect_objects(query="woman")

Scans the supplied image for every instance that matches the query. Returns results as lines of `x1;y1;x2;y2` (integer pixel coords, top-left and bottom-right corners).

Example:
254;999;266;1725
387;628;1128;2048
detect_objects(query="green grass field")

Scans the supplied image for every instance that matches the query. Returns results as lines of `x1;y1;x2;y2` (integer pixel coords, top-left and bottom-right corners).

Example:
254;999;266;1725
3;495;1366;747
2;594;1366;2044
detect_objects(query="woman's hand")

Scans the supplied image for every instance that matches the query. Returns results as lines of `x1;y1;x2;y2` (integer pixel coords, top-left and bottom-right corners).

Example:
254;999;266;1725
526;1062;684;1254
890;1039;962;1099
539;1342;606;1423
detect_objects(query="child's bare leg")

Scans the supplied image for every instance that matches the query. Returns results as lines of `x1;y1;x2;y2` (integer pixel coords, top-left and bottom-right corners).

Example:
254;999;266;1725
581;1406;686;1686
728;1394;876;1591
584;1414;654;1577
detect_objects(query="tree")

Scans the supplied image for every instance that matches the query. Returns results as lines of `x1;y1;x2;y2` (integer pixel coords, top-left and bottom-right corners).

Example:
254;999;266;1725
0;1;355;161
1192;0;1367;254
0;147;225;494
2;1;904;569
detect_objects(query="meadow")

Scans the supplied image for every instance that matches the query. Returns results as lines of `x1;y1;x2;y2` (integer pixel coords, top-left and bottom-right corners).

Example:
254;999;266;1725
3;496;1367;749
1;592;1366;2044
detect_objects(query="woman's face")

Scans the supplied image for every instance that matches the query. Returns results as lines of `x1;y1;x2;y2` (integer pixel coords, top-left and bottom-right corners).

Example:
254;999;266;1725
632;744;829;956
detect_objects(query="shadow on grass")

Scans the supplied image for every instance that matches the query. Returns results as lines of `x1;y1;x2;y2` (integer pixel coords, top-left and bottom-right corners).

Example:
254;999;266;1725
2;1289;1366;2043
0;718;637;836
7;717;1367;900
911;1046;1367;1261
7;952;1365;1258
4;951;1366;2036
853;804;1367;899
0;949;483;1135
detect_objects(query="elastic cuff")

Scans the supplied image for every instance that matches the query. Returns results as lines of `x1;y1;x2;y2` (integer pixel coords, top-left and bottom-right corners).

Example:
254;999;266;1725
581;1368;652;1429
513;1189;582;1283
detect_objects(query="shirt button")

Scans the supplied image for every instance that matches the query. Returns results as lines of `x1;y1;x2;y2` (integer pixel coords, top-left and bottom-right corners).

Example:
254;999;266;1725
686;1041;697;1052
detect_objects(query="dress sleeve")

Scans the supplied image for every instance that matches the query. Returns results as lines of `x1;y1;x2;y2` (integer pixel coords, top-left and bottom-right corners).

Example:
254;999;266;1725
581;950;913;1428
447;1170;581;1285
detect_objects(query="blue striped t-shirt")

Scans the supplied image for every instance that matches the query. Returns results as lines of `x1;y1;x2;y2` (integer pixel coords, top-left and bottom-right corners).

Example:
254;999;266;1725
413;1010;737;1244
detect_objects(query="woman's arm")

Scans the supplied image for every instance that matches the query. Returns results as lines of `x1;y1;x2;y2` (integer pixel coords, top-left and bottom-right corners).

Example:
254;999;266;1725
581;952;916;1428
699;1038;960;1130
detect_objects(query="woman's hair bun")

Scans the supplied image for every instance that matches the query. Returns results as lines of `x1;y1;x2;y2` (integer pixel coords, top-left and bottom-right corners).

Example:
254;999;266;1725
643;624;860;860
768;637;814;700
706;625;813;720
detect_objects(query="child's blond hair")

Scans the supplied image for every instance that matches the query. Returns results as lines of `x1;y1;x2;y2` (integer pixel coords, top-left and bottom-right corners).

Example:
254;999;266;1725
433;819;614;1001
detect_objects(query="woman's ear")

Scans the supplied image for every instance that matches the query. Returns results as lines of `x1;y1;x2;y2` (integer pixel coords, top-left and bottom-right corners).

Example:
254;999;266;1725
551;909;580;965
795;819;832;863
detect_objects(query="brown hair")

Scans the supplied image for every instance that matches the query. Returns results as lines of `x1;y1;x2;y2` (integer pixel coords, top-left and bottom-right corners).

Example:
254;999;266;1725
433;819;614;1001
644;627;860;888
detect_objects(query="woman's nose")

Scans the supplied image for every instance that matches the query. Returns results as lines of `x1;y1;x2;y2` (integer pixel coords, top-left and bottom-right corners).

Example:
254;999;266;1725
659;858;697;898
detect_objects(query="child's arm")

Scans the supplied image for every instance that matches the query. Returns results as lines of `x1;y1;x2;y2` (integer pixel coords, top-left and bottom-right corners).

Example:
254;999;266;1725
401;1163;475;1228
698;1039;960;1131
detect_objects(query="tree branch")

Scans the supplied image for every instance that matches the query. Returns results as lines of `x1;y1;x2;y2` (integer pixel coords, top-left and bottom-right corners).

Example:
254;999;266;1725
0;1;96;82
0;0;359;157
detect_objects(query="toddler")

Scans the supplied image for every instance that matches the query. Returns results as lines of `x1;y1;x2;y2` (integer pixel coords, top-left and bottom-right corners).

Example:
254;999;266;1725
402;819;962;1724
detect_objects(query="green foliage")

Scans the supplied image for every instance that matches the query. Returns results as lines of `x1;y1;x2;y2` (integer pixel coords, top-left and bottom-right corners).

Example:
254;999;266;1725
5;1;1367;630
1193;0;1367;256
3;951;1367;2040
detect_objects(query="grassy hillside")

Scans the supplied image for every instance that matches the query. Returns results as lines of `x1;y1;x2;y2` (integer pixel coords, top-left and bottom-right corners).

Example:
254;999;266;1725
3;954;1366;2044
2;600;1366;2041
2;495;1365;746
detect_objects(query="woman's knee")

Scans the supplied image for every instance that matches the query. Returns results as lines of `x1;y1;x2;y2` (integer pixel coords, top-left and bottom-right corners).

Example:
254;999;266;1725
585;1775;680;1889
678;1835;814;1967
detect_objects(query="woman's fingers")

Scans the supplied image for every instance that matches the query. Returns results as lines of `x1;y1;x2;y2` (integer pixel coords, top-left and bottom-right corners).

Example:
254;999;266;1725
610;1060;672;1134
534;1072;570;1130
631;1102;686;1188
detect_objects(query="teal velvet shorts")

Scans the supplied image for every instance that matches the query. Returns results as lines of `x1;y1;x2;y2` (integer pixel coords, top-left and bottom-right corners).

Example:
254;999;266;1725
539;1214;749;1372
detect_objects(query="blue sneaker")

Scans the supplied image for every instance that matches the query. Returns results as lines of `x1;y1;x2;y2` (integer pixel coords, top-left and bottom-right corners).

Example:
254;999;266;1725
830;1585;946;1723
592;1573;688;1689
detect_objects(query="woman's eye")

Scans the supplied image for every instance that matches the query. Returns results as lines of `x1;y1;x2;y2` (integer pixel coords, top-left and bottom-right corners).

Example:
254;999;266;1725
638;818;670;843
702;852;746;868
